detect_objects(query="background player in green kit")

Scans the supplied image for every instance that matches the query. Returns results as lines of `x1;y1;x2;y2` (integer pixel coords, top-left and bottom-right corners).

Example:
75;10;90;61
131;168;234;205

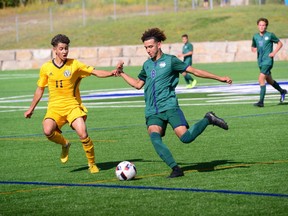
178;34;197;88
251;17;287;107
117;28;232;178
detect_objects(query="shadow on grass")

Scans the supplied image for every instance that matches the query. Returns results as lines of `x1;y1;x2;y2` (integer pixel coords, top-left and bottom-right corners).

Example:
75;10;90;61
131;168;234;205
70;159;144;172
69;159;250;173
277;102;288;106
180;160;249;172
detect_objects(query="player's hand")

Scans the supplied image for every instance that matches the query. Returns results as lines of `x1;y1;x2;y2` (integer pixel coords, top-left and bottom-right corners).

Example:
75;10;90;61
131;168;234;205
115;60;124;76
222;77;232;85
111;69;118;77
221;76;232;84
269;52;275;58
24;110;33;118
116;60;124;71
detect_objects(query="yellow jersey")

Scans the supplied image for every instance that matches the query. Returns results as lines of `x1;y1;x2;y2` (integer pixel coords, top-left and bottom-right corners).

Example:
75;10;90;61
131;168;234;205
37;59;94;112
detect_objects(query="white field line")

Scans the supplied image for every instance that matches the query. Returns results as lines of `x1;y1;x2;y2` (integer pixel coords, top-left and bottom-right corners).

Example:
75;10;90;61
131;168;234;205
0;82;287;111
0;74;38;80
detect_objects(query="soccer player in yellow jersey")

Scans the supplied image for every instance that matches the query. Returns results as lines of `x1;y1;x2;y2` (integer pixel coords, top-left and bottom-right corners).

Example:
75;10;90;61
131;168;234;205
24;34;117;173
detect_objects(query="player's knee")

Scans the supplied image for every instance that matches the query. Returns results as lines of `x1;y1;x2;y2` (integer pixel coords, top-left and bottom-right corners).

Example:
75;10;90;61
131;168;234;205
78;132;88;140
43;128;54;137
180;131;194;144
42;119;58;137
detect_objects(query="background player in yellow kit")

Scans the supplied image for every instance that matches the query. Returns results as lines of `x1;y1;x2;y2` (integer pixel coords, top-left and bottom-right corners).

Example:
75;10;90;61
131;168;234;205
24;34;117;173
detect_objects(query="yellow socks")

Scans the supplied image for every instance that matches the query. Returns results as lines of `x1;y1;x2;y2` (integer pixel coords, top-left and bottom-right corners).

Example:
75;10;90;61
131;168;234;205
47;132;98;173
46;131;70;163
46;131;68;146
81;136;95;165
81;137;99;173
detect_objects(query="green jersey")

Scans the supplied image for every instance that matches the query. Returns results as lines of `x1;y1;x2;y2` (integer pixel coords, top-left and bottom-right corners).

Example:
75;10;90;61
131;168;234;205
138;54;189;117
251;31;280;67
182;42;193;65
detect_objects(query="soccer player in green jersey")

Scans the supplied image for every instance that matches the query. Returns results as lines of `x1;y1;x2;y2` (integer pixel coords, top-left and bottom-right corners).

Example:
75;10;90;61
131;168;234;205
251;17;287;107
116;28;232;178
178;34;197;88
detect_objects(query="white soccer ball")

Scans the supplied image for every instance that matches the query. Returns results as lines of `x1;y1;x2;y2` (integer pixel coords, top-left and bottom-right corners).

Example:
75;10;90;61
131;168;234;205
115;161;137;181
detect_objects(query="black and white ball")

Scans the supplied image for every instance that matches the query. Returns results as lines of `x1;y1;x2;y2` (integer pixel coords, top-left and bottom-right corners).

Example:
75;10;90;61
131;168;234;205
115;161;137;181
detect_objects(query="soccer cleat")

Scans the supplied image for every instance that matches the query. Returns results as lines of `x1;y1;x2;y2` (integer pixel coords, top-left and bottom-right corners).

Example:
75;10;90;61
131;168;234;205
60;143;71;163
280;89;287;103
88;163;100;174
167;166;184;178
186;79;197;89
204;112;228;130
253;101;264;107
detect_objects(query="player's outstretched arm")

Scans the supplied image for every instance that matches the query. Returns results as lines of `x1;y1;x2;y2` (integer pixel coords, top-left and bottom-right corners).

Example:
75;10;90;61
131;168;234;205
186;66;232;84
119;72;145;90
116;61;145;90
91;69;116;78
24;86;45;118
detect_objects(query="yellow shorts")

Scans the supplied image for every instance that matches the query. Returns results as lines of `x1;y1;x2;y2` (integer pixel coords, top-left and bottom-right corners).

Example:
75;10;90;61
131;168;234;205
44;105;87;129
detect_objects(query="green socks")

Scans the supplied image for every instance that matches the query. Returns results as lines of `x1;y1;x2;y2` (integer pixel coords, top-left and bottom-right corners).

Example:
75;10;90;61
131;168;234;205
184;74;194;84
150;132;177;168
272;81;283;93
259;85;266;103
149;119;210;168
180;118;209;143
259;81;283;103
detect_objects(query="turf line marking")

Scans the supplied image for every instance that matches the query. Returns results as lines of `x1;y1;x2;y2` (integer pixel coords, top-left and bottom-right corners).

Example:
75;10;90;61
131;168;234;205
0;186;66;195
1;82;287;111
229;111;288;119
1;160;287;196
0;181;287;198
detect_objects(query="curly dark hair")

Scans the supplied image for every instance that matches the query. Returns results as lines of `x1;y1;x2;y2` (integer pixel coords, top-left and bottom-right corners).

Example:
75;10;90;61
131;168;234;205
182;34;188;38
141;28;167;43
51;34;70;47
257;17;269;27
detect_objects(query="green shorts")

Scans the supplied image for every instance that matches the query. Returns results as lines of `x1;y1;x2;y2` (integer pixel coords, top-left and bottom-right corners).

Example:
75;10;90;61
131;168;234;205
259;65;272;75
146;108;189;134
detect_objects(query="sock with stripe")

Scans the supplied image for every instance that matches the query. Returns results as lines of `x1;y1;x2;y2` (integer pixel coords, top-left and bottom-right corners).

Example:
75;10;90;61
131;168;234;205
46;130;68;146
81;136;95;165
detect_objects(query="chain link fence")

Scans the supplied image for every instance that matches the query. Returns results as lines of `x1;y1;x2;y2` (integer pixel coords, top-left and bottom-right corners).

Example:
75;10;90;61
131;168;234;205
0;0;286;47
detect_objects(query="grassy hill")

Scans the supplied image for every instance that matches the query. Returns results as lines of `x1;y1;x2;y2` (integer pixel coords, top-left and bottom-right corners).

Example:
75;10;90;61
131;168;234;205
0;2;288;49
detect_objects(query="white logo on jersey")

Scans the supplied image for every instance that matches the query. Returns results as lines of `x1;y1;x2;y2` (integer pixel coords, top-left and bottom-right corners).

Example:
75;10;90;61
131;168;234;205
63;70;71;77
264;36;269;41
159;62;166;68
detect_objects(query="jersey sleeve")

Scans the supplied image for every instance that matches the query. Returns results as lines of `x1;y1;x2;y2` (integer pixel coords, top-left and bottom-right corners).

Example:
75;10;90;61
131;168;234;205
251;35;257;48
188;43;193;51
75;60;94;78
171;55;189;74
37;64;48;87
138;64;147;82
270;32;280;43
